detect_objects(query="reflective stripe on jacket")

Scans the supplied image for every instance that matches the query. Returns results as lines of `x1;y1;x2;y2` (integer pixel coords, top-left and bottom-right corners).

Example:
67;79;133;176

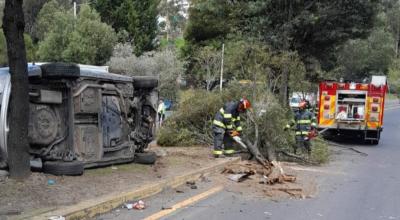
288;109;316;136
213;101;241;131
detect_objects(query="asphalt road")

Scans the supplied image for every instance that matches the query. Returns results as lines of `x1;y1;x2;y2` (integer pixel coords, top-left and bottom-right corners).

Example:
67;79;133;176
97;105;400;220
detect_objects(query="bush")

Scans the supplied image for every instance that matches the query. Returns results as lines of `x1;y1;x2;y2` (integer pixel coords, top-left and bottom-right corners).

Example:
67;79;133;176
310;137;329;164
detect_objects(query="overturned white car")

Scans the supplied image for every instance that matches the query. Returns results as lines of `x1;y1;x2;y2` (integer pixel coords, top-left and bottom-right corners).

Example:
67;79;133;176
0;63;158;175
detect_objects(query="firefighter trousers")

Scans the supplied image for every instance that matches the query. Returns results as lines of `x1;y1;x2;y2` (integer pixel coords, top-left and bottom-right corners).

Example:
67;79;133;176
212;126;235;155
294;135;311;154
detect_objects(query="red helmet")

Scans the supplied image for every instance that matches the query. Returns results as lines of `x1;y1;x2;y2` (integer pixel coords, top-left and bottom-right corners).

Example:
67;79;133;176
239;98;251;111
299;100;307;109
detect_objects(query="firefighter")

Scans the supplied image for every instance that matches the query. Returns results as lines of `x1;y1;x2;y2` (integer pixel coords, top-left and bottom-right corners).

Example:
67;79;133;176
285;100;317;154
212;98;251;158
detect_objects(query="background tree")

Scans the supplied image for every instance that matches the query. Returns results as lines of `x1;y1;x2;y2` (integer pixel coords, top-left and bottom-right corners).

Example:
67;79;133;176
36;1;117;64
336;28;395;80
90;0;160;56
193;46;221;91
108;47;184;101
387;1;400;58
184;0;379;81
22;0;48;40
2;0;31;179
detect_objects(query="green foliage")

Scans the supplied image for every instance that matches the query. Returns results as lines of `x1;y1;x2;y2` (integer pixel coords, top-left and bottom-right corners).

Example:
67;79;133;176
337;27;395;79
108;49;184;101
0;30;37;66
184;0;379;81
90;0;160;56
63;5;117;65
23;0;48;39
386;1;400;57
310;137;329;164
0;30;6;66
184;0;231;44
24;34;35;62
36;1;117;65
158;0;187;38
0;0;3;26
389;58;400;94
157;88;238;146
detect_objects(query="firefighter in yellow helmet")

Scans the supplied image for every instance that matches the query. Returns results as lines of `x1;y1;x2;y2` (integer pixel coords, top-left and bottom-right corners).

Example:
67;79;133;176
285;100;317;154
212;98;251;158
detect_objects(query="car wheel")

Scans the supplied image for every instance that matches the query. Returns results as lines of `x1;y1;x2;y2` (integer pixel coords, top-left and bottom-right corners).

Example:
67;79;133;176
40;63;80;79
132;76;158;89
43;160;84;176
133;152;157;165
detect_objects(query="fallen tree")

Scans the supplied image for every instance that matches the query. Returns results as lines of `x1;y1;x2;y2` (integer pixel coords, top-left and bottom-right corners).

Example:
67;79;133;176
157;84;328;165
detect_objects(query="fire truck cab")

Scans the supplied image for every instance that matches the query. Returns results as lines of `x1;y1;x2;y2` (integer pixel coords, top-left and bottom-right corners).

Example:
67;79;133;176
317;76;387;144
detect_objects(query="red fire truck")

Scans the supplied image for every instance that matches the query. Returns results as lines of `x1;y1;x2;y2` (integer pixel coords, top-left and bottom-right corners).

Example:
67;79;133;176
317;76;387;144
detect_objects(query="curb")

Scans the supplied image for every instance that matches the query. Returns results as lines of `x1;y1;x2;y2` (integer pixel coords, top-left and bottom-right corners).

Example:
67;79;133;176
25;157;240;220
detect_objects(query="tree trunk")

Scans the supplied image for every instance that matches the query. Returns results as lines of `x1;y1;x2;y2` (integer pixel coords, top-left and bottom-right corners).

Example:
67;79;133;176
280;65;289;106
3;0;30;179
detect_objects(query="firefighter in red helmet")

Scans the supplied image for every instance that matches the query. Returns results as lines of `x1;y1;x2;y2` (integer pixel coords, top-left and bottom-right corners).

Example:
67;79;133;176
285;100;317;154
212;98;251;157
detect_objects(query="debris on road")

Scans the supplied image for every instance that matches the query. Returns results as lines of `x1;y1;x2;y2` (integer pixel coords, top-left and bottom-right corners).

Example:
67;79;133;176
161;206;172;210
47;179;56;185
125;203;134;210
274;188;303;197
186;180;198;189
186;180;196;185
132;200;146;210
153;148;168;157
48;216;65;220
223;161;295;185
227;173;253;182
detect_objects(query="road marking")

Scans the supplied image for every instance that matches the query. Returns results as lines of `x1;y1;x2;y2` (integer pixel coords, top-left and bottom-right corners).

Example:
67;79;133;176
143;185;224;220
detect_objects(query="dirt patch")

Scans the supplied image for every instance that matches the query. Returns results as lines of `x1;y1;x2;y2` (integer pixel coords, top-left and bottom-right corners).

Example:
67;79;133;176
0;146;214;217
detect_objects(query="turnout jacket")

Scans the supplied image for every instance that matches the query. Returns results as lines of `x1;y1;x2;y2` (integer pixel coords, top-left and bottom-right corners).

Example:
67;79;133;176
287;109;317;136
213;101;242;132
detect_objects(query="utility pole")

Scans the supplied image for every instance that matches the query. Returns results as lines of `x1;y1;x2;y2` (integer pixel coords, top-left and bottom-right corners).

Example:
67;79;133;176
219;43;225;92
73;1;77;18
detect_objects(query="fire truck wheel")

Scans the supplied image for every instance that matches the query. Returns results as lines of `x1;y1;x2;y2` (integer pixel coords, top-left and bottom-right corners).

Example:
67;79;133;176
371;139;379;145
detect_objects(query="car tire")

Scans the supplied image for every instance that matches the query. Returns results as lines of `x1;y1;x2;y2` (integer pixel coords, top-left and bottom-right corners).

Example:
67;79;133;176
133;152;157;164
132;76;158;89
43;160;84;176
40;63;80;79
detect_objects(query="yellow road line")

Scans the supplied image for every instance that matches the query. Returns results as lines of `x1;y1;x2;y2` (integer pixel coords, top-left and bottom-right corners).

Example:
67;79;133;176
143;185;224;220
